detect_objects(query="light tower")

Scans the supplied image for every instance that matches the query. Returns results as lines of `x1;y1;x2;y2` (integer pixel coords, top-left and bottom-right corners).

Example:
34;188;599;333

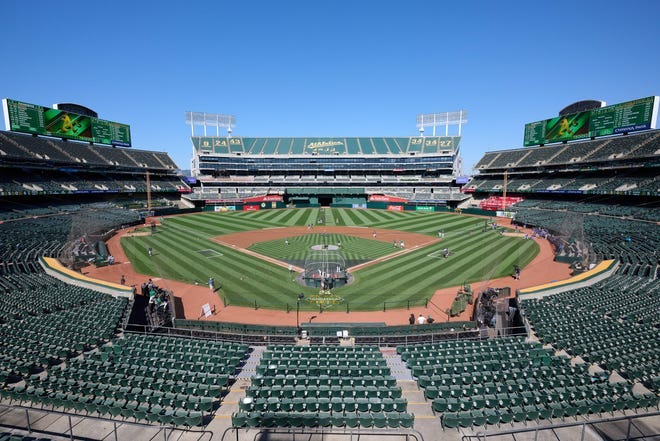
186;112;236;176
416;111;468;137
185;111;236;137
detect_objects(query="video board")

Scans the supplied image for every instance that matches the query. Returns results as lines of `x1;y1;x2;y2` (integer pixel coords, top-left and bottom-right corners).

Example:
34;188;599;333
2;98;131;147
524;96;658;147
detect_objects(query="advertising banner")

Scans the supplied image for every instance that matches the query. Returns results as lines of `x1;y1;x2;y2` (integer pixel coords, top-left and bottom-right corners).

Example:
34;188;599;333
369;194;408;203
242;194;283;203
214;206;237;212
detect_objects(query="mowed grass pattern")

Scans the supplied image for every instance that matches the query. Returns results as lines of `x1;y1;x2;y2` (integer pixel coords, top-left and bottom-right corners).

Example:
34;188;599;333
121;209;539;311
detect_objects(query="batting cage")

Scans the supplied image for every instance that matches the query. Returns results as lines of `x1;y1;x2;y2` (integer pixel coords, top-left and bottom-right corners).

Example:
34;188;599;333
302;249;348;289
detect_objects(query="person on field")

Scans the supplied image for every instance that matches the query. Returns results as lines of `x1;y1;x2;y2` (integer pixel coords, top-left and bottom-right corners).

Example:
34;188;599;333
417;314;426;325
409;313;415;325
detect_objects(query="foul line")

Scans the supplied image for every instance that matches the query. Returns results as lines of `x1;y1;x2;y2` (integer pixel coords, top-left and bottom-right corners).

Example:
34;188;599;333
212;239;304;272
347;238;441;272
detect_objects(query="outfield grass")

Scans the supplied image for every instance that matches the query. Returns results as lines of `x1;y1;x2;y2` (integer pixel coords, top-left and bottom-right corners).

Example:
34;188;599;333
121;209;539;311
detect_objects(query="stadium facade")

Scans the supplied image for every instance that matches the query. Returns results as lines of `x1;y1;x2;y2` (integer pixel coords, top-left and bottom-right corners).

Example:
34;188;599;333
186;135;469;209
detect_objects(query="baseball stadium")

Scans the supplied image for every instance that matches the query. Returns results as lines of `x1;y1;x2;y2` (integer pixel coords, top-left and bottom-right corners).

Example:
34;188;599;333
0;95;658;441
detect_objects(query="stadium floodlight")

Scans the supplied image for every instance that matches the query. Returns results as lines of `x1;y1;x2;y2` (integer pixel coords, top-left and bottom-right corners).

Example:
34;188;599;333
185;111;236;137
416;111;468;136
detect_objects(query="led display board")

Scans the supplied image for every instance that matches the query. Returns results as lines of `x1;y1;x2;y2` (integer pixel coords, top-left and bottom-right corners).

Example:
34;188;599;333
2;98;131;147
524;96;658;146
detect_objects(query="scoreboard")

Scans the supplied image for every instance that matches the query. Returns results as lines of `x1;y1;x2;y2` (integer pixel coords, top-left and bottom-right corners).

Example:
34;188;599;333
524;96;658;147
2;98;131;147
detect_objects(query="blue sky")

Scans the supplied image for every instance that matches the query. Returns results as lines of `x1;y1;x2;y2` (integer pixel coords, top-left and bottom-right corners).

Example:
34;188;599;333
2;0;658;173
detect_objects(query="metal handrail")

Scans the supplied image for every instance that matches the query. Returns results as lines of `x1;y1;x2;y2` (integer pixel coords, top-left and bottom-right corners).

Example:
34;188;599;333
460;410;660;441
220;426;425;441
125;323;529;347
0;403;214;441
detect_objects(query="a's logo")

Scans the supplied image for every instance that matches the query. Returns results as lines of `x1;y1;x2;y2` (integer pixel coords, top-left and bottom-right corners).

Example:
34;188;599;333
60;114;80;133
309;289;344;307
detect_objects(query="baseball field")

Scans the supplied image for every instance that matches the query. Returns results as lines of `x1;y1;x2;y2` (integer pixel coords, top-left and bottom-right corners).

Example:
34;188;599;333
120;208;539;311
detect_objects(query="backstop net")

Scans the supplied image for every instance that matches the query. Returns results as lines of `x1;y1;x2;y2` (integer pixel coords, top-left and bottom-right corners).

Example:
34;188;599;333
303;249;348;289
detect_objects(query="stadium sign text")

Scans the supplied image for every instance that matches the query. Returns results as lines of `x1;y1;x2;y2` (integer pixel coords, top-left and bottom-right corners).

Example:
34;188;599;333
242;194;283;203
369;194;408;203
306;141;344;149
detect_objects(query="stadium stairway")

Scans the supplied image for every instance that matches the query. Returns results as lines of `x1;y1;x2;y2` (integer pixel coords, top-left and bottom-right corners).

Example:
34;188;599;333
381;347;413;381
381;348;447;438
384;346;459;441
235;346;265;380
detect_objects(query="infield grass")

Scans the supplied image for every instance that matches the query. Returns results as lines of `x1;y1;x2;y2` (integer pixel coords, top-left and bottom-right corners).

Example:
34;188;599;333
248;233;397;267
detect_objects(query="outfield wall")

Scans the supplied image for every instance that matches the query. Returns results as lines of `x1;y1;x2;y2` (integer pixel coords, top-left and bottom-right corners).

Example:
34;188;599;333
517;259;618;300
40;256;134;299
173;318;477;342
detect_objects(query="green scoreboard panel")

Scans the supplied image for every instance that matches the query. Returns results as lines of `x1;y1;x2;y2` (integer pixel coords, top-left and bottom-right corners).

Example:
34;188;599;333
2;98;131;147
523;96;658;146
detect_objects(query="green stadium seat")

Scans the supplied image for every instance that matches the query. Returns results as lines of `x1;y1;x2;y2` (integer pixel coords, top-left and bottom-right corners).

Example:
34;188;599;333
400;413;414;428
302;412;318;427
442;412;459;430
358;411;373;428
318;397;331;412
499;410;513;426
288;412;303;427
345;412;359;428
458;411;473;428
246;411;260;427
261;412;276;428
187;411;204;427
356;397;369;412
318;412;332;427
331;412;344;427
484;409;500;426
172;409;188;427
